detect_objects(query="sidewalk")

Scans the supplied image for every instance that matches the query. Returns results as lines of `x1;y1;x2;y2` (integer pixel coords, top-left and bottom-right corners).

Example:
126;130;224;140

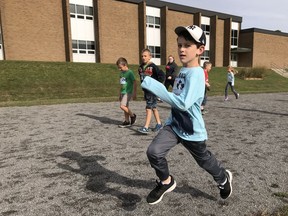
0;93;287;216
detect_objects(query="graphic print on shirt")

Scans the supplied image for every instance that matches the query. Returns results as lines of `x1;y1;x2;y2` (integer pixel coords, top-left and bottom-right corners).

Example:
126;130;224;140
171;72;194;135
139;66;153;81
120;75;127;93
120;77;127;85
172;73;185;95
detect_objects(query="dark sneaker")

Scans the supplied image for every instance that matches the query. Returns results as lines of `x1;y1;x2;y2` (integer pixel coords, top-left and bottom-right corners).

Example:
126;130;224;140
130;114;137;125
147;176;177;205
118;121;131;128
152;124;162;132
137;127;149;134
236;93;240;99
218;170;233;199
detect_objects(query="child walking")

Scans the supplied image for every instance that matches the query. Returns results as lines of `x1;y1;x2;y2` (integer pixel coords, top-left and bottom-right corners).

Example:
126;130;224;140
224;65;239;101
201;61;212;114
137;48;162;134
141;25;232;205
116;57;137;128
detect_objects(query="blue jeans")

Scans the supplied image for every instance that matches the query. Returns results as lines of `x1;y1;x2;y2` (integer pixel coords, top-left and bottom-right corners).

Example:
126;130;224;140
146;125;226;184
201;87;208;106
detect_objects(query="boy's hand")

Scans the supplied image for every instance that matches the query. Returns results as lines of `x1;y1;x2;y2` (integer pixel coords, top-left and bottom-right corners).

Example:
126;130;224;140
206;82;210;91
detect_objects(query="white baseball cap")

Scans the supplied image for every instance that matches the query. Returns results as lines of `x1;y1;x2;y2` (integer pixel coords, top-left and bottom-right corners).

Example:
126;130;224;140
175;25;206;46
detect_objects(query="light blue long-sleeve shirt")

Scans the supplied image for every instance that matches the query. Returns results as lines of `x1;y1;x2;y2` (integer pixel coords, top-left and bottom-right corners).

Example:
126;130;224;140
141;66;207;141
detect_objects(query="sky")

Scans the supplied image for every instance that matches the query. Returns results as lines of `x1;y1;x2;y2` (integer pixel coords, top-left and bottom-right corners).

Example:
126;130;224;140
162;0;288;33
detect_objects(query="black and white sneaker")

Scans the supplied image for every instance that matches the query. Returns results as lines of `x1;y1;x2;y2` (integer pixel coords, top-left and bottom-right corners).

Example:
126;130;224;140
218;170;233;199
130;114;137;125
147;175;176;205
118;121;131;128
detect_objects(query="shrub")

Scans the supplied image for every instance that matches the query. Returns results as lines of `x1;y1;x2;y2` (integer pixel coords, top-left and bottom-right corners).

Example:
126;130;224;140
236;67;268;79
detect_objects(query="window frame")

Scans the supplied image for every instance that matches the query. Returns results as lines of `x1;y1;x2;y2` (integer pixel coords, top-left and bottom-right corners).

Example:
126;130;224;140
72;40;95;55
147;45;161;59
146;15;161;29
201;24;210;35
200;50;210;61
69;3;94;20
231;29;238;46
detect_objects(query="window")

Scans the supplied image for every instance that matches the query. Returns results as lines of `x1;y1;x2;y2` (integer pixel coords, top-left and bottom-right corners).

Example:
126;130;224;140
85;6;93;20
147;46;161;58
201;50;210;61
231;29;238;46
231;53;237;61
77;5;84;14
146;15;160;29
87;41;95;50
72;40;77;49
201;24;210;35
78;40;86;49
72;40;95;54
70;4;93;20
70;4;76;13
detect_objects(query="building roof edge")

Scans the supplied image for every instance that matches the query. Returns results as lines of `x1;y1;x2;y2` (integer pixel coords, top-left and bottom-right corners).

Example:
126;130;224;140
241;28;288;37
116;0;242;22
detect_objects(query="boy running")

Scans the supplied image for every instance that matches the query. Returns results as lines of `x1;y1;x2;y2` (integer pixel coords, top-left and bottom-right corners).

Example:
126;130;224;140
141;25;233;205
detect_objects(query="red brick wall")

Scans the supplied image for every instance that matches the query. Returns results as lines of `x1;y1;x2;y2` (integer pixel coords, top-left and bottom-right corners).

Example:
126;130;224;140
215;19;225;67
97;0;140;64
0;0;67;61
166;10;194;66
253;32;288;68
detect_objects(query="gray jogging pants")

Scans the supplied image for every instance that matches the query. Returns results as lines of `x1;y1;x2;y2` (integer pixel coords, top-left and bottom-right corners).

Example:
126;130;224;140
146;125;226;184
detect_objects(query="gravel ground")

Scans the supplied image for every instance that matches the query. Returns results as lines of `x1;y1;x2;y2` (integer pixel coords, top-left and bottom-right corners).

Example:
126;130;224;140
0;93;287;216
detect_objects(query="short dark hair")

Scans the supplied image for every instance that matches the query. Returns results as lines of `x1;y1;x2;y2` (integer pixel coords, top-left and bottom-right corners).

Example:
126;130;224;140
116;57;128;66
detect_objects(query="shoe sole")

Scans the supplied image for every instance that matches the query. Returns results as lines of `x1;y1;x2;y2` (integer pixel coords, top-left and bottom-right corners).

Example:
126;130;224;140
118;125;131;128
152;125;163;132
224;170;233;199
148;181;177;205
137;130;149;134
152;128;162;132
137;128;149;134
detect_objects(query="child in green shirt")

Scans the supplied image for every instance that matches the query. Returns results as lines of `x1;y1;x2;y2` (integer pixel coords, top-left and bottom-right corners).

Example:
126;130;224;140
116;57;137;127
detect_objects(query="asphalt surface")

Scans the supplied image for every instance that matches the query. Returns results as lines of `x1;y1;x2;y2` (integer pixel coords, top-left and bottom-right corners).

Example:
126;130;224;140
0;93;287;216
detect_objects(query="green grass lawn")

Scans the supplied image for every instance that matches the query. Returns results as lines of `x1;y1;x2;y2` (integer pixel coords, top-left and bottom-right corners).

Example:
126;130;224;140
0;60;288;107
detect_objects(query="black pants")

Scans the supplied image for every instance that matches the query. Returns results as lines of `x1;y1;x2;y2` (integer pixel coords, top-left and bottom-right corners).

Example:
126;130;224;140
164;79;175;91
